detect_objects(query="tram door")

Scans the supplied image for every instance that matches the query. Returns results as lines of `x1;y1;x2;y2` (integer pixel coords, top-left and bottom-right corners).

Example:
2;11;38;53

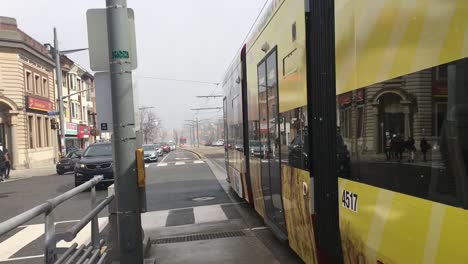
258;49;287;237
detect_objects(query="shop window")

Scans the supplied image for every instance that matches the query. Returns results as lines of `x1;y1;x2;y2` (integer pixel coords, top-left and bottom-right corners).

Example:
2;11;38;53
37;116;42;148
337;58;468;208
28;116;34;149
45;118;50;147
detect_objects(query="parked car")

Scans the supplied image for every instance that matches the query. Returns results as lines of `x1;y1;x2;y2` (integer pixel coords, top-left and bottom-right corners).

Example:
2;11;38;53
153;143;164;156
161;143;170;153
74;142;114;188
212;139;224;146
56;150;83;175
249;140;261;156
169;143;176;151
143;144;158;163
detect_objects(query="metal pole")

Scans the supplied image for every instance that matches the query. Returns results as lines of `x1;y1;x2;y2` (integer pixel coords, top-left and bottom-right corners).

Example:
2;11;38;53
44;210;56;264
106;0;143;263
54;28;66;157
196;117;199;148
90;185;99;248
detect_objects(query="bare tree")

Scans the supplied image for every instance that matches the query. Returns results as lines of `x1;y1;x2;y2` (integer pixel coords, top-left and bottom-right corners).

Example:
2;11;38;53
140;109;161;144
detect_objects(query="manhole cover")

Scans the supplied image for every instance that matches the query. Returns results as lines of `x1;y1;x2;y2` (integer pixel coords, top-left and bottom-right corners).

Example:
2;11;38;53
192;197;215;201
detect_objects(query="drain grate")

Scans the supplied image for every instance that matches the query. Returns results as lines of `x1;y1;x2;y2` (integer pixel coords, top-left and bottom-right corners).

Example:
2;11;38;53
151;231;245;244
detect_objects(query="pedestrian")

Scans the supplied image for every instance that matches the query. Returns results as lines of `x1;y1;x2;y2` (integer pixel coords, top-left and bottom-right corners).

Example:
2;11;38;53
420;138;431;162
385;135;392;161
0;147;5;182
406;136;416;162
391;134;398;161
4;149;10;179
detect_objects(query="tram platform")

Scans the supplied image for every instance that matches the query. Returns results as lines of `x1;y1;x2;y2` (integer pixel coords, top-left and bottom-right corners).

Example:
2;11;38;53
140;147;301;264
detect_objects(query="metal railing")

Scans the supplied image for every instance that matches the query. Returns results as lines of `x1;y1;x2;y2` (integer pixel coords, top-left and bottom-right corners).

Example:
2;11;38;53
0;175;114;264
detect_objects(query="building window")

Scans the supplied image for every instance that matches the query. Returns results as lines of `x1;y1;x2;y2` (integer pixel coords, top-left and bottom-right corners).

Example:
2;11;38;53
62;72;67;86
25;71;33;92
356;107;364;138
28;115;34;148
42;78;48;97
37;116;42;148
34;74;41;95
45;118;50;147
340;107;352;138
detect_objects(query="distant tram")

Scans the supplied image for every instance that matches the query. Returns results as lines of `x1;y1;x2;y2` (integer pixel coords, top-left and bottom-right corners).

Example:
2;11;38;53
222;0;468;263
179;136;187;147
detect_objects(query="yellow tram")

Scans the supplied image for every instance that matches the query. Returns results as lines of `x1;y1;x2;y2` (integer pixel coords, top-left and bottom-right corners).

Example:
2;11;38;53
223;0;468;263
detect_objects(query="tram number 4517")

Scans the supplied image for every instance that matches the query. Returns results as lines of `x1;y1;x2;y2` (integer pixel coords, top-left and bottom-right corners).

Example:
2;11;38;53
341;190;358;212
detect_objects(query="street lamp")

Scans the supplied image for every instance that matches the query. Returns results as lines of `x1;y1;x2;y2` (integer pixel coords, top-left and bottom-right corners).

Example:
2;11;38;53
47;28;88;157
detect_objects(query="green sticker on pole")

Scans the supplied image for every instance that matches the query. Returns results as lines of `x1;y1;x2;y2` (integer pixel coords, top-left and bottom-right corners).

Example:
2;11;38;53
112;50;130;59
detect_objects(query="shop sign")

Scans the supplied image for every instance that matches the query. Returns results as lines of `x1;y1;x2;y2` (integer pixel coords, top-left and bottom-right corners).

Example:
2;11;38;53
66;123;78;135
27;96;53;112
78;125;90;139
338;89;364;106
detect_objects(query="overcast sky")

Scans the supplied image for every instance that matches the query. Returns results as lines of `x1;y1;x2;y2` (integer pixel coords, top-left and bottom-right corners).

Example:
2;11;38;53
2;0;266;130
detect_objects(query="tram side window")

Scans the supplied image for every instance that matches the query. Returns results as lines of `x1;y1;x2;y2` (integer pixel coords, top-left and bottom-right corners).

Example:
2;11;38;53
280;106;309;171
337;58;468;208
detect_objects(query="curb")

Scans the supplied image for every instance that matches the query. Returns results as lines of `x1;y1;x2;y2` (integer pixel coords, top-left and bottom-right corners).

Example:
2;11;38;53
180;148;203;159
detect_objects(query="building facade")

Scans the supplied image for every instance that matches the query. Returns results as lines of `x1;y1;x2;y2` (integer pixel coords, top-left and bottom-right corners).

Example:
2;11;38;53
57;56;95;151
0;17;58;169
338;64;450;159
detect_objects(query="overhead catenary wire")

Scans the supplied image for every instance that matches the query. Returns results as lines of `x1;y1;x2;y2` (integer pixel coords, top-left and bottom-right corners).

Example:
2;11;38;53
136;76;220;86
209;0;270;97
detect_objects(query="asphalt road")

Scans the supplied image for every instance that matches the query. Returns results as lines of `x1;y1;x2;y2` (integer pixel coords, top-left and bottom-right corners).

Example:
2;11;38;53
0;149;301;263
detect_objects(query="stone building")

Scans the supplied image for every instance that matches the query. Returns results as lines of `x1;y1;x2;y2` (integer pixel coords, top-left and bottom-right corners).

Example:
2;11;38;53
0;17;58;169
338;64;449;156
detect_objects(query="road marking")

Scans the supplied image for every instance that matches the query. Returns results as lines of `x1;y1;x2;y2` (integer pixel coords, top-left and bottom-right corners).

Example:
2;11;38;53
0;225;44;261
0;254;43;262
161;153;171;163
193;160;204;164
145;164;150;168
193;205;228;223
175;158;190;160
141;210;169;230
174;162;185;165
57;218;108;248
157;163;168;167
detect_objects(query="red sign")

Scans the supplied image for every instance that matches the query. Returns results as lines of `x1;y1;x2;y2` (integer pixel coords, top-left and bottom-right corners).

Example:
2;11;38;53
338;89;365;106
27;96;53;112
78;125;90;139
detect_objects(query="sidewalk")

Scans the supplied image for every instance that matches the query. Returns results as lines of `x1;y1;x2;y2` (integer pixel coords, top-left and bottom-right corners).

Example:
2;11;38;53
7;165;57;180
182;146;224;159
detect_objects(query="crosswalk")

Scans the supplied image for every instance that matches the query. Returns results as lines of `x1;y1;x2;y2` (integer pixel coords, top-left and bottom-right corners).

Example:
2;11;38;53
141;203;241;229
0;219;108;262
0;203;241;262
154;160;205;167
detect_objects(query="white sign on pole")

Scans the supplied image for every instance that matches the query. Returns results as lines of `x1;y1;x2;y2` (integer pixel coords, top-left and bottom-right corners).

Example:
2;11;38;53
86;8;138;71
94;72;141;133
95;72;113;133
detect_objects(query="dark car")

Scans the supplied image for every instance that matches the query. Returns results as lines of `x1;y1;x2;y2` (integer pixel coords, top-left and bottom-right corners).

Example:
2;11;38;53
74;142;114;187
143;144;158;163
56;150;83;175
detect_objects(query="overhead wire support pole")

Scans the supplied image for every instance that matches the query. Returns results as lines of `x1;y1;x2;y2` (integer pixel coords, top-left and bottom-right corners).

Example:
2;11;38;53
106;0;143;263
53;28;66;157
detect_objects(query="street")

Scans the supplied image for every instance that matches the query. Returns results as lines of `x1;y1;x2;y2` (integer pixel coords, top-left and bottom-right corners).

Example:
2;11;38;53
0;148;302;263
